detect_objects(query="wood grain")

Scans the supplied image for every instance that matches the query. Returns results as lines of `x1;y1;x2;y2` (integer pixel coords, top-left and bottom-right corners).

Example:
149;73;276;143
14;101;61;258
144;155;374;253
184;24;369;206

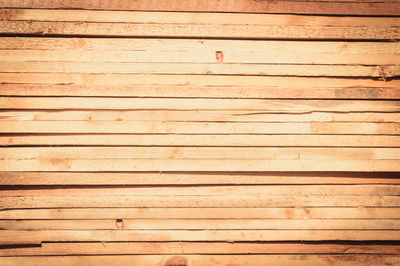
1;255;399;266
1;0;400;15
1;207;399;219
2;135;399;147
0;242;399;256
1;172;399;185
1;195;399;208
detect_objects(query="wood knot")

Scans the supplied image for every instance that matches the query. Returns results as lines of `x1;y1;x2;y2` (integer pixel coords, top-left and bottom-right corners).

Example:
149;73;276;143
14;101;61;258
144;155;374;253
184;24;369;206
164;256;188;266
115;219;124;229
378;66;392;81
216;51;223;64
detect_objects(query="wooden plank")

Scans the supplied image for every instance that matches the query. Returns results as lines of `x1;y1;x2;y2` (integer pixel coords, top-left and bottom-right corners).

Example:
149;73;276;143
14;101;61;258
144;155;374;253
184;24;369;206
1;172;399;186
1;10;399;39
1;255;399;266
2;185;399;196
1;121;399;134
1;37;399;53
1;84;399;99
2;61;397;77
1;195;399;209
1;229;400;243
1;0;399;15
2;111;399;123
1;38;398;65
0;242;399;256
1;158;400;172
1;85;398;100
5;9;400;27
1;208;399;219
2;147;399;160
1;74;399;89
2;49;399;65
1;219;399;230
3;21;397;40
2;98;399;112
3;255;400;266
2;135;399;147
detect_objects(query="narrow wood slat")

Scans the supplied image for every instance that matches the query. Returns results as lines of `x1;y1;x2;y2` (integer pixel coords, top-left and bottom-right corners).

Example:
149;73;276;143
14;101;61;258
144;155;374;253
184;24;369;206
1;10;399;39
1;74;399;90
0;242;399;256
4;9;399;27
2;98;399;112
2;121;399;134
1;255;399;266
2;135;399;147
2;208;399;219
2;185;399;196
2;147;399;160
1;0;399;15
2;49;399;65
1;219;399;230
1;172;399;185
1;229;400;243
1;38;398;65
1;195;399;209
4;20;397;40
3;61;397;77
1;84;399;99
1;253;400;266
2;111;399;122
2;158;399;172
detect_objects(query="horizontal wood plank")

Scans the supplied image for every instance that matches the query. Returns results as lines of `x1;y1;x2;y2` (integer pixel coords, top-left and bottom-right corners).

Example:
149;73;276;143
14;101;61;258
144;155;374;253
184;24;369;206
2;49;399;65
2;147;399;160
1;195;399;209
1;219;399;230
1;74;399;89
2;207;399;219
3;61;398;77
1;0;400;15
4;9;400;27
1;172;399;185
2;121;399;134
2;135;399;147
2;111;399;122
1;255;400;266
1;229;400;243
2;98;399;111
0;242;399;256
1;38;398;66
2;185;400;196
2;158;400;172
1;84;399;99
1;10;399;39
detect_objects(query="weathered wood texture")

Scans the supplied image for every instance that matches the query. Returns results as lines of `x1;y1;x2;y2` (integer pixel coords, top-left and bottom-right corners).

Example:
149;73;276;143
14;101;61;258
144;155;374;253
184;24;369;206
1;255;400;266
0;9;399;39
0;1;399;264
1;242;399;256
1;0;400;15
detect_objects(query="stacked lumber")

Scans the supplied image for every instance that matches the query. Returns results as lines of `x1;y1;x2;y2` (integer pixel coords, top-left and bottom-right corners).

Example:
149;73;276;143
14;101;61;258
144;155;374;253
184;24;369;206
0;1;399;265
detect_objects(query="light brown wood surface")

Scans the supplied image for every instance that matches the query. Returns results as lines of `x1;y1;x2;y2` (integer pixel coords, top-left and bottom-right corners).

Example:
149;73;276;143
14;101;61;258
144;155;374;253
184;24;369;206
1;9;399;39
0;1;399;263
1;0;400;15
1;255;400;266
